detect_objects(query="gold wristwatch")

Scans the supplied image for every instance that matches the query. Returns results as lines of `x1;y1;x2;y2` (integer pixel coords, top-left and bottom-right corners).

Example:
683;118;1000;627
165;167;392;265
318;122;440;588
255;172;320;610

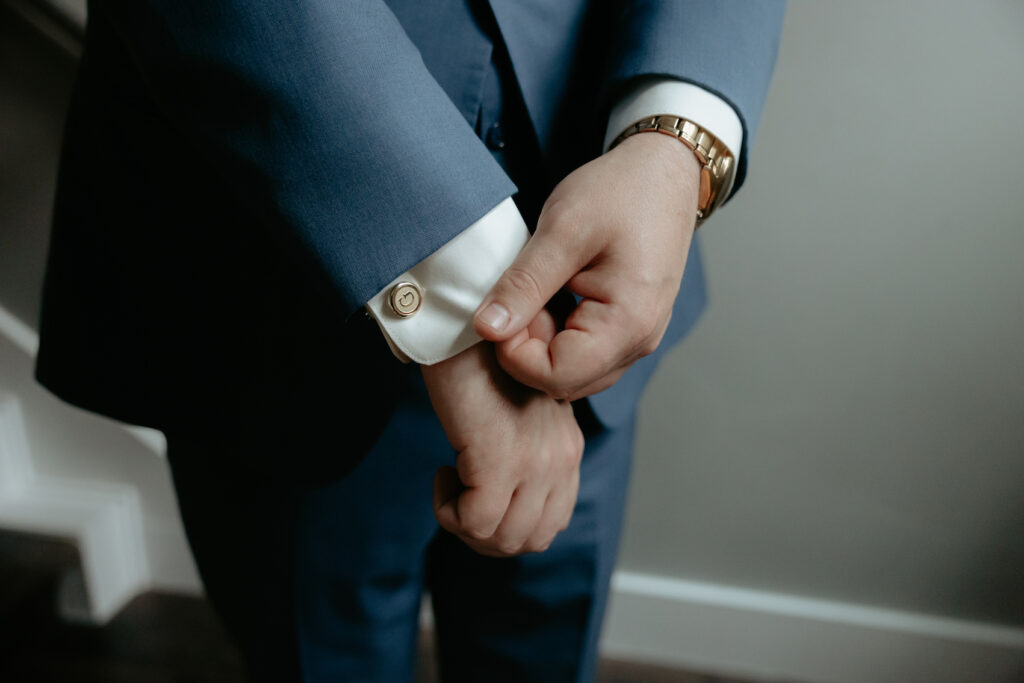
609;115;736;227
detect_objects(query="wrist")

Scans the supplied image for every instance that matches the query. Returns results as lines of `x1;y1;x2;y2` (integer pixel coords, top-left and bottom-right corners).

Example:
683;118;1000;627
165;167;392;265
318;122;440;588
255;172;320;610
614;131;701;187
609;115;735;226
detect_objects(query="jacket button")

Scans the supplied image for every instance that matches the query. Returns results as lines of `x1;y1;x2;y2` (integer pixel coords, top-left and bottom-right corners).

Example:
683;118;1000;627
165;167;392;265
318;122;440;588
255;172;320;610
389;282;422;317
485;122;505;150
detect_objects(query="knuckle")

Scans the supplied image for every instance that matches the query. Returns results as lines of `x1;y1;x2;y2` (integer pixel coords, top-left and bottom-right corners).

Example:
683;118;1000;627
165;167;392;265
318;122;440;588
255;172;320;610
539;196;578;228
638;335;661;357
525;450;552;480
546;370;588;402
547;439;571;470
460;505;504;539
563;444;581;471
545;382;573;402
523;539;550;554
637;316;661;347
495;539;523;556
626;309;662;356
563;427;584;465
455;457;487;488
501;265;545;305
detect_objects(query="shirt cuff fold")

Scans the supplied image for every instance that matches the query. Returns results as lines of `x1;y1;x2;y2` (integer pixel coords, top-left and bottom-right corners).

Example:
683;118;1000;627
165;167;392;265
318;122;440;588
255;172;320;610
366;197;528;364
603;79;744;164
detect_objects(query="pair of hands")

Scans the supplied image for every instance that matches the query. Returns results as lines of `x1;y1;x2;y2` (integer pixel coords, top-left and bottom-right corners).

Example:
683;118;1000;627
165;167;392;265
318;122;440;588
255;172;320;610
422;132;701;556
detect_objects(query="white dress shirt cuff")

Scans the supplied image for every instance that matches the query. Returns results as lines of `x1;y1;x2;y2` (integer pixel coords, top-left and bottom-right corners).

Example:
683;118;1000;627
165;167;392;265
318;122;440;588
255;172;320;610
603;79;743;162
366;197;529;365
369;80;743;365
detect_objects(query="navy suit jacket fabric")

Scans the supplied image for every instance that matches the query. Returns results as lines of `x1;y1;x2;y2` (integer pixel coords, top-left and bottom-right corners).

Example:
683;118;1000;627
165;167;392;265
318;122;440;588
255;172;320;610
35;0;783;480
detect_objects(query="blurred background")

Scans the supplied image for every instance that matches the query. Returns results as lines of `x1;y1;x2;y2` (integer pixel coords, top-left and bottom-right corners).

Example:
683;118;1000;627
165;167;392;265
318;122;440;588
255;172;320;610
2;1;1022;681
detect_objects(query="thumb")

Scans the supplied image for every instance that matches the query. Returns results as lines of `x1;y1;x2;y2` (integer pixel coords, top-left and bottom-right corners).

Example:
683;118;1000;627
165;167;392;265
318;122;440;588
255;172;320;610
474;226;581;341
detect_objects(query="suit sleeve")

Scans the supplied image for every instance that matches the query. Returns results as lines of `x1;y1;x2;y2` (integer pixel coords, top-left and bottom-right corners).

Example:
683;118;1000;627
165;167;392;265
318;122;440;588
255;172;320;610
93;0;517;318
368;0;784;366
603;0;786;194
367;79;745;366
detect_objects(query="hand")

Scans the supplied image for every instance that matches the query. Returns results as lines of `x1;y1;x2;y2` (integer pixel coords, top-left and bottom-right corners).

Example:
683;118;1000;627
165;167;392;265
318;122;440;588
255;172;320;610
473;132;701;401
421;342;584;556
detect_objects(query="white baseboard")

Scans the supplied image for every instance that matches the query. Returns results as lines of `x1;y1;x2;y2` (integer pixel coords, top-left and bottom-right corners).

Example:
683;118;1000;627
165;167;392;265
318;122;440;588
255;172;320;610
603;571;1024;683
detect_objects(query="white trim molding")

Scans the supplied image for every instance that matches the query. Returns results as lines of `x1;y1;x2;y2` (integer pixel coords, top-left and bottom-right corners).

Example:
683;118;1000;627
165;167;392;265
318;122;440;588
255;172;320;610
603;571;1024;683
0;303;166;457
0;303;39;357
0;393;149;623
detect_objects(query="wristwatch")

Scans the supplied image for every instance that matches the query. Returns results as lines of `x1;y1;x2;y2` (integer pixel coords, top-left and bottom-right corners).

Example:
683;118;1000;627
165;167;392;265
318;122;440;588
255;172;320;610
609;115;736;227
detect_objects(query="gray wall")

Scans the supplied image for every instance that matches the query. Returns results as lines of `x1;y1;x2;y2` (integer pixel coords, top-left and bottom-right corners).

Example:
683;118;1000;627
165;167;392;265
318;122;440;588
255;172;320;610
621;1;1024;626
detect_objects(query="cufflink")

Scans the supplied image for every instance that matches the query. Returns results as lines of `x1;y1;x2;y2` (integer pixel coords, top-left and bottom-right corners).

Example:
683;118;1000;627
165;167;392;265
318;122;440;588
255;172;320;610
389;282;422;317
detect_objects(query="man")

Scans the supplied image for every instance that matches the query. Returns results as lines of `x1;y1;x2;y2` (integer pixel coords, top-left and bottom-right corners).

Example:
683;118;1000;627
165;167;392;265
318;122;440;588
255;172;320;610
35;0;784;680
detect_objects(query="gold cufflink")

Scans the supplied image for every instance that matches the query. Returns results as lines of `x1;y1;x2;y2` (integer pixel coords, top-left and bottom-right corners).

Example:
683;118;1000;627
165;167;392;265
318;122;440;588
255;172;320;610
389;282;422;317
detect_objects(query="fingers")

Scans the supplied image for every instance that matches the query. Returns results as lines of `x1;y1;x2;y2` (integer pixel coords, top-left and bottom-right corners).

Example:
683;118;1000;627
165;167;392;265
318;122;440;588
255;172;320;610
494;299;656;399
524;305;559;344
474;214;590;343
494;299;609;398
435;474;545;556
480;485;549;555
564;366;628;403
434;407;584;557
432;466;463;535
435;467;516;541
495;286;675;400
456;476;579;558
524;467;579;552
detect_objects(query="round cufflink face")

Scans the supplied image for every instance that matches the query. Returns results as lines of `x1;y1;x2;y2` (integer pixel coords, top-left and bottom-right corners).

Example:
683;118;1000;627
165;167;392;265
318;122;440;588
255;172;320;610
389;282;422;317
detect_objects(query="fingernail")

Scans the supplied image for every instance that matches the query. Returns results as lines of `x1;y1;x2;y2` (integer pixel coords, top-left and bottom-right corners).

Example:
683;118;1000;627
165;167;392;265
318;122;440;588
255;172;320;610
477;302;510;331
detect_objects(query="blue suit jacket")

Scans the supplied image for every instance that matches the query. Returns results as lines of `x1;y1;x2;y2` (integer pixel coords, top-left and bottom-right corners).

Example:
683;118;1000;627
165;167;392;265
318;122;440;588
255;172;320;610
36;0;783;480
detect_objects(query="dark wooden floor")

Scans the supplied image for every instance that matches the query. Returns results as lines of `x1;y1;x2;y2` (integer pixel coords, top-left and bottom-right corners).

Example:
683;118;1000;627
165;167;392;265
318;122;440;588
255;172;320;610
0;531;755;682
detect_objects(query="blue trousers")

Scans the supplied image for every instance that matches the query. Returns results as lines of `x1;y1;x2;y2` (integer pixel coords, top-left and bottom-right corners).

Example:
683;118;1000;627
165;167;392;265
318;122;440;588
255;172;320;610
166;368;636;682
165;21;638;678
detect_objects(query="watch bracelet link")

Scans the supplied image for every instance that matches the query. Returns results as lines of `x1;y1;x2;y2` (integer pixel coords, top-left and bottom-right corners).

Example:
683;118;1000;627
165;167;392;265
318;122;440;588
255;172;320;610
609;115;736;226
